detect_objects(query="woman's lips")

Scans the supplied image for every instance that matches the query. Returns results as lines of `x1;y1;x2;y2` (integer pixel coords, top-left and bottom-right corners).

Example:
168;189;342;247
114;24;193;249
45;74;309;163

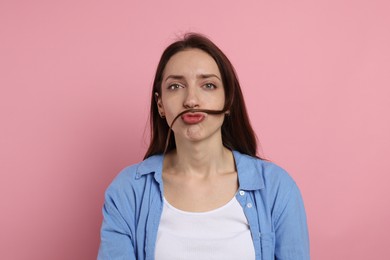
181;113;205;124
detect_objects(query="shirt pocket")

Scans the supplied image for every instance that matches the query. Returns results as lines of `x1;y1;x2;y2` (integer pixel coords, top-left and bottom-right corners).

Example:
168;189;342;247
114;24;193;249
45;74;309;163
260;232;275;260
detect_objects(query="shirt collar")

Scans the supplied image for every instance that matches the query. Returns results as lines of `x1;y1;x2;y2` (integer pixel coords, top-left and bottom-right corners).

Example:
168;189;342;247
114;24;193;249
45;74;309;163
233;150;265;191
136;154;164;184
135;150;264;191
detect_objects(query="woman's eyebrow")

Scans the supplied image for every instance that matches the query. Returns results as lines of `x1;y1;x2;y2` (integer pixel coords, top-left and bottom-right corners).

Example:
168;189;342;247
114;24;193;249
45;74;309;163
165;75;185;82
164;74;221;82
198;74;221;80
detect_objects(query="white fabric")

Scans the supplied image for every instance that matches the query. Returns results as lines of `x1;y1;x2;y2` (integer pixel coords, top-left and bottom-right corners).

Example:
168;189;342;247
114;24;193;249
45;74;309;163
155;195;255;260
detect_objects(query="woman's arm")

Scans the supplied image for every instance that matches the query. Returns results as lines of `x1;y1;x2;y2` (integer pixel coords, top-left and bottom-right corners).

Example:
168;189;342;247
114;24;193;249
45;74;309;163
98;189;136;260
274;183;310;260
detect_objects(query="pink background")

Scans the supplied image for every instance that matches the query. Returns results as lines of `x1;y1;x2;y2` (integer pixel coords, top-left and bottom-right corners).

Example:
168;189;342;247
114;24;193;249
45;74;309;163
1;0;389;259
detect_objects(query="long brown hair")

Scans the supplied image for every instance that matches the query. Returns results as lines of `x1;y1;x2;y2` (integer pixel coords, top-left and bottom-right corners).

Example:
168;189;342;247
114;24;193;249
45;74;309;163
144;33;260;159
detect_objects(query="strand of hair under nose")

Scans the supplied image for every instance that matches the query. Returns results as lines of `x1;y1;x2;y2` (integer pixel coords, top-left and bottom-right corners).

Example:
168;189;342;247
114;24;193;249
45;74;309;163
163;108;229;154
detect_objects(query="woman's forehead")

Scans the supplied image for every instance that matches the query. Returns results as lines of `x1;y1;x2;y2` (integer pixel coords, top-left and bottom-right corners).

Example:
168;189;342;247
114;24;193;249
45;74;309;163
163;49;221;79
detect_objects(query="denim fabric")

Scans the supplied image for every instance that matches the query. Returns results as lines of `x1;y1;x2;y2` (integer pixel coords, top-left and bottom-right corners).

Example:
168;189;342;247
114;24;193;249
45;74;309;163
98;151;310;260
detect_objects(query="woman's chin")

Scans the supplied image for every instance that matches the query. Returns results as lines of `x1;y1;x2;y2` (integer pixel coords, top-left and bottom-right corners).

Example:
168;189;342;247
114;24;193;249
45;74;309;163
172;126;204;142
185;127;203;141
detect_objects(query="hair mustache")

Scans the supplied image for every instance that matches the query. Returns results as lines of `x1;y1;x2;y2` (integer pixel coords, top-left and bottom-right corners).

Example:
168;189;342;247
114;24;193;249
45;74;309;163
163;108;229;154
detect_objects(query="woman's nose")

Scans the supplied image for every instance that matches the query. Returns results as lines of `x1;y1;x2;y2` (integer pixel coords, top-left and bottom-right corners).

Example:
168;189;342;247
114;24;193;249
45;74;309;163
183;87;199;109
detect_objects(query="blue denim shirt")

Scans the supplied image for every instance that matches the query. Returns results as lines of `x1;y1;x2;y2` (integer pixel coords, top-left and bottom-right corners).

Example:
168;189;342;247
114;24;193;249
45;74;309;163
98;151;310;259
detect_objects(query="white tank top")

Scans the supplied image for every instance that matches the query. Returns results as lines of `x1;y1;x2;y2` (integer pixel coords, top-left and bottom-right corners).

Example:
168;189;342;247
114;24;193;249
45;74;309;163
155;196;255;260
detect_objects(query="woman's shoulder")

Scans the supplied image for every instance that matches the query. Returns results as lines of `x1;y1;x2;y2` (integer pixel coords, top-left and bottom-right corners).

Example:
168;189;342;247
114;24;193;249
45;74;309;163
259;159;296;185
234;151;297;192
105;154;164;196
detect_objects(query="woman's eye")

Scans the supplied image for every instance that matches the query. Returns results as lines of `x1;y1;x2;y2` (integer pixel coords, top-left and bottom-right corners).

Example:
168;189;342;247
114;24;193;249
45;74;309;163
204;83;217;89
168;84;183;90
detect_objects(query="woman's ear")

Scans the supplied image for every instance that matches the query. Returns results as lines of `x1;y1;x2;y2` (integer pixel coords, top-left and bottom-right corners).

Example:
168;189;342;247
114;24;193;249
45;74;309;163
155;92;165;118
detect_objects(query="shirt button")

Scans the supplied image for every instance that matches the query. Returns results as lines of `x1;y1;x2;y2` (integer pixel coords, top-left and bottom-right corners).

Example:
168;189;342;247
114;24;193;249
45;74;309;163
247;203;252;208
239;190;245;196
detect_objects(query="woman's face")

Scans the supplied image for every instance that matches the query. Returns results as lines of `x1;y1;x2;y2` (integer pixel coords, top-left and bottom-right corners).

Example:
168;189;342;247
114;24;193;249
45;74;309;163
157;48;226;142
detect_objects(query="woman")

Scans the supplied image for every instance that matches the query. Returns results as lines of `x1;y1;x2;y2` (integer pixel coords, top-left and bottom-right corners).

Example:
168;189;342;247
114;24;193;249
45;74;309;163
98;33;310;260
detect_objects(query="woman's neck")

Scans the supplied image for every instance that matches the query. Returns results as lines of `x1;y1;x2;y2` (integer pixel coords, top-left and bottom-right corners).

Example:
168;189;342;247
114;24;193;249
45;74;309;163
164;139;235;178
